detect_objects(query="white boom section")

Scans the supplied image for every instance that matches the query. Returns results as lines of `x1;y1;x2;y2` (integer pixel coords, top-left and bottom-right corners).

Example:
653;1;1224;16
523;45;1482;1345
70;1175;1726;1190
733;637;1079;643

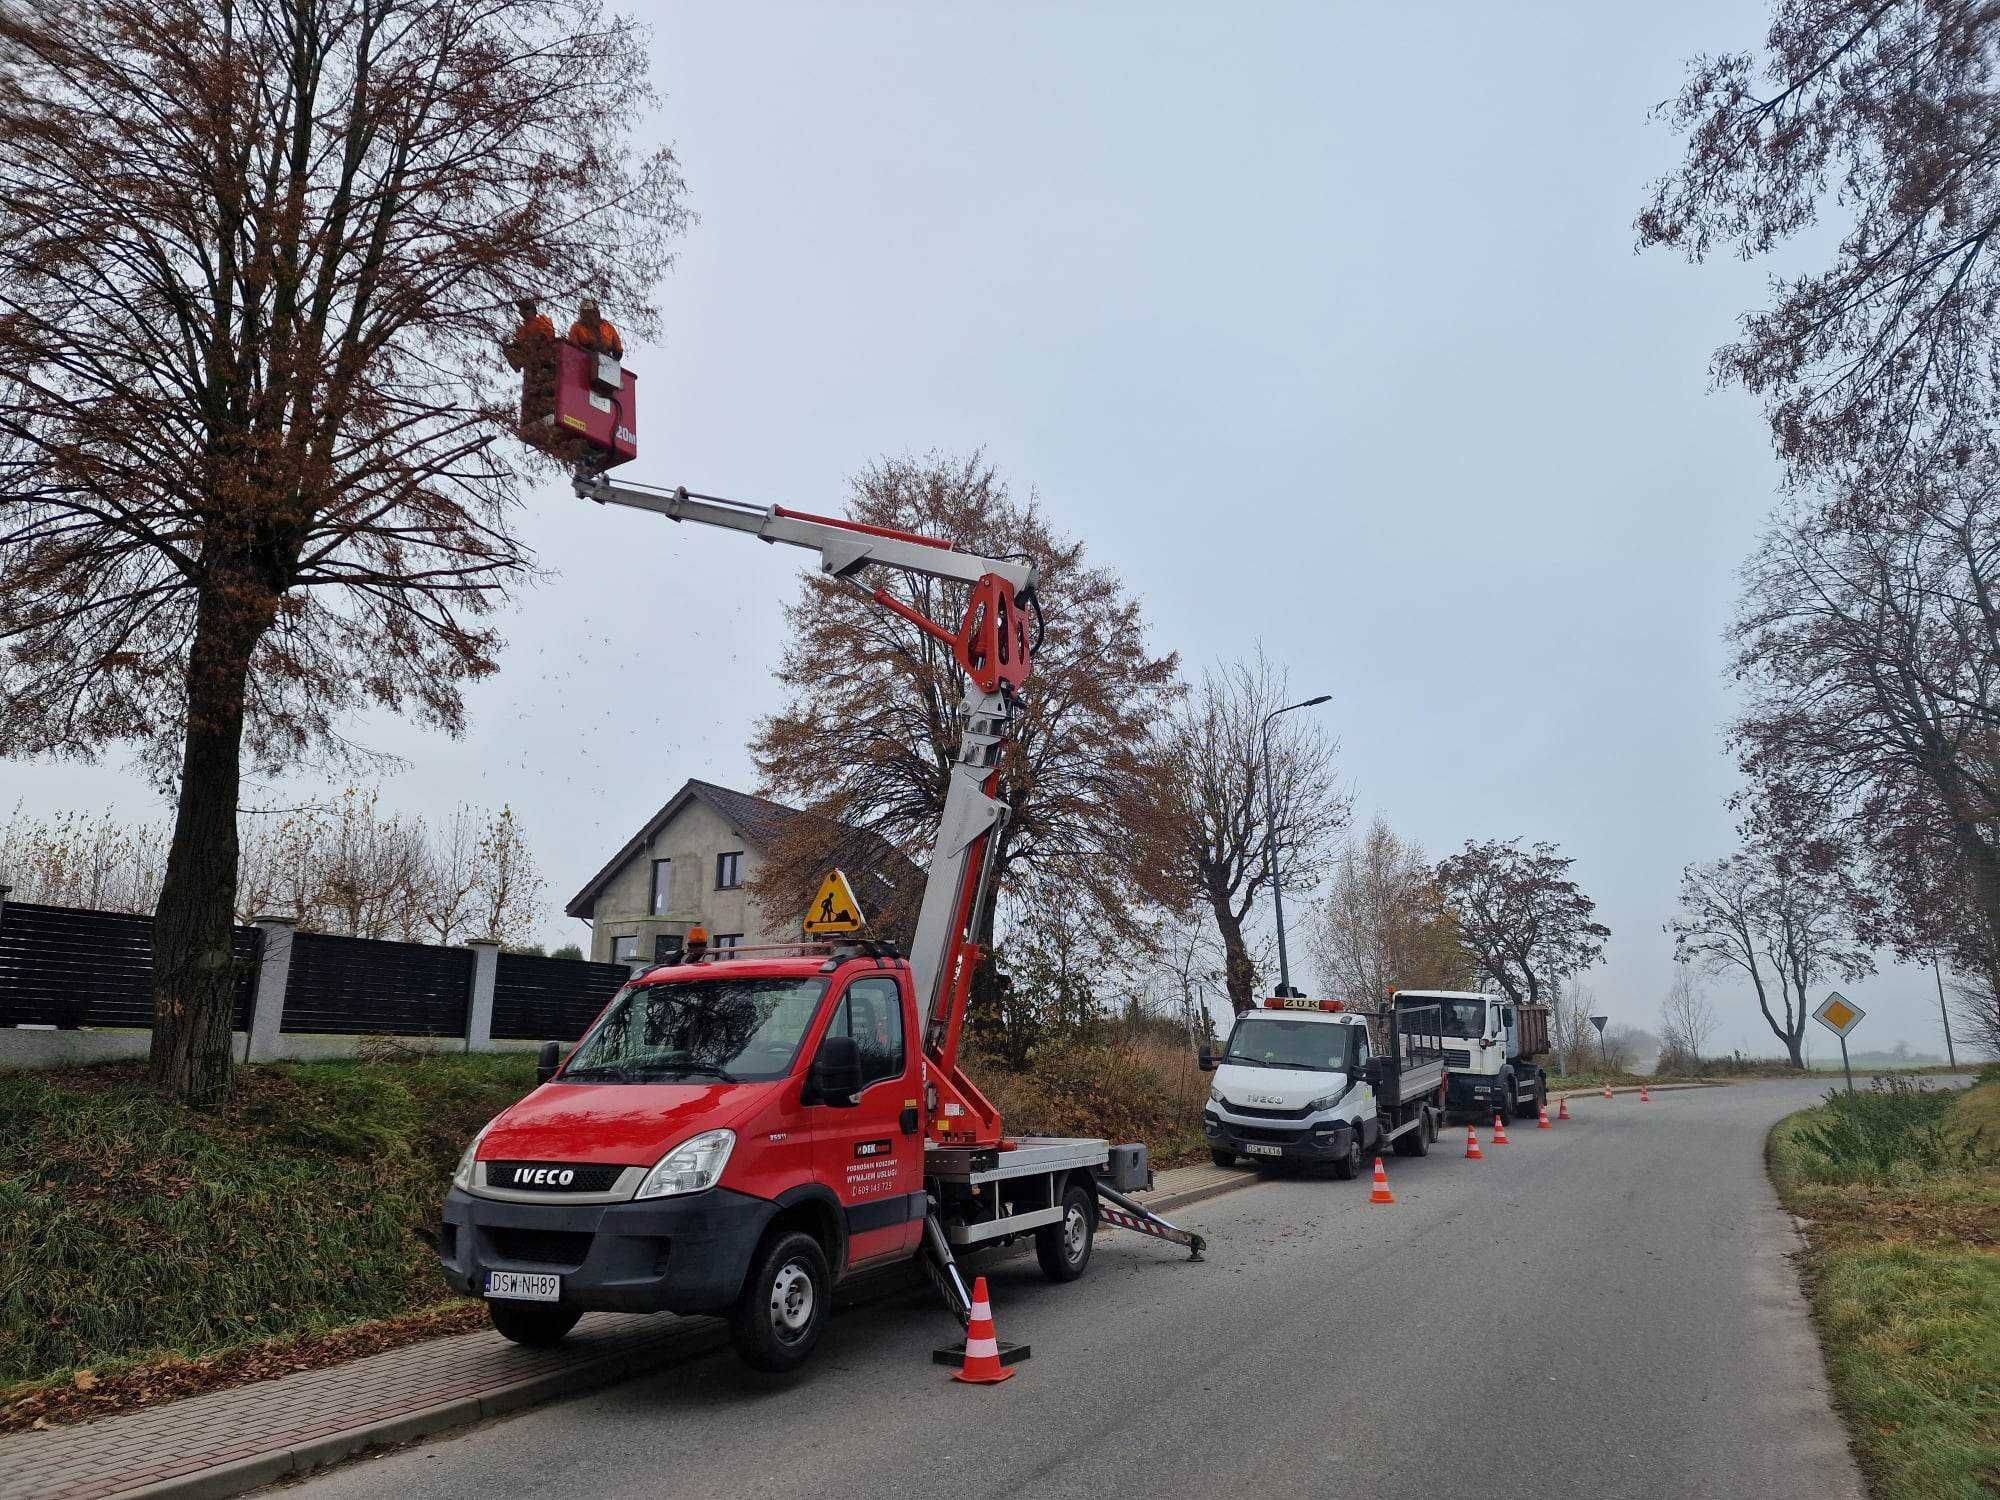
572;473;1030;1034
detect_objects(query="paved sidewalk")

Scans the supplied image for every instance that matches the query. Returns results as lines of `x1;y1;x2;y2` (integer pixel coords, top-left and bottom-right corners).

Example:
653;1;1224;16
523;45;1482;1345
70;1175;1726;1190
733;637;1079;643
0;1163;1242;1500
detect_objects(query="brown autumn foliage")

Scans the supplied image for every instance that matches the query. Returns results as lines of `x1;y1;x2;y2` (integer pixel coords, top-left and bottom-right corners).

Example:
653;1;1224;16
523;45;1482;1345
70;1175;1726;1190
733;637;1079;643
1639;0;2000;500
748;451;1183;1007
1435;837;1610;1009
1308;816;1470;1005
0;1;688;1102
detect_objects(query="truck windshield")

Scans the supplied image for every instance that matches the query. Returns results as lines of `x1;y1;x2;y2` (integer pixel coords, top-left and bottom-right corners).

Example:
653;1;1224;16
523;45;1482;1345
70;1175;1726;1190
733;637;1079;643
562;977;828;1083
1222;1019;1360;1073
1418;1000;1489;1039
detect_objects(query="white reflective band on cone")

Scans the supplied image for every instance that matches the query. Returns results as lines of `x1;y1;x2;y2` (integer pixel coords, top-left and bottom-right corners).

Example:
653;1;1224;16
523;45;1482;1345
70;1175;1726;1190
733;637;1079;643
966;1336;999;1358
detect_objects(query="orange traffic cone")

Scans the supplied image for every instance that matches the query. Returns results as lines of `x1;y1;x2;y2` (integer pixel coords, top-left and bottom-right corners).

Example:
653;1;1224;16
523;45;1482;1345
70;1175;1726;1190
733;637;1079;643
1557;1097;1572;1122
952;1276;1014;1385
1640;1084;1651;1102
1492;1113;1511;1145
1537;1102;1553;1130
1602;1084;1614;1100
1465;1125;1484;1159
1369;1156;1395;1204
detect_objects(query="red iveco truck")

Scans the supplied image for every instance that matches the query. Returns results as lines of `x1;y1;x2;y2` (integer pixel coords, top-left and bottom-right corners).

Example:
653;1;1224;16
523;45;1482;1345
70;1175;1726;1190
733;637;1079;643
438;343;1202;1371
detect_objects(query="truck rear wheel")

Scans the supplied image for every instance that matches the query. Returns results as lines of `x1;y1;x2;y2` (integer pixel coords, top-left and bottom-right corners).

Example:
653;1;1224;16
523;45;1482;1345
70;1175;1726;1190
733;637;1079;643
1210;1147;1237;1169
1035;1182;1095;1282
1515;1073;1543;1120
487;1300;581;1348
729;1229;830;1374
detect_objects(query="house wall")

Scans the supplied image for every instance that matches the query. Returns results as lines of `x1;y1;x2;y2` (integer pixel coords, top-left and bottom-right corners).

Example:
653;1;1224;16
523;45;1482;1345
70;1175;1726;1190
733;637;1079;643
584;798;788;962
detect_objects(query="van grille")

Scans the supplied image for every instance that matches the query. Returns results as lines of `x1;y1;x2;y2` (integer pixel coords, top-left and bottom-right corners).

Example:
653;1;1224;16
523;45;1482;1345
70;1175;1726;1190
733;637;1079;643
1225;1101;1313;1120
485;1228;594;1268
484;1161;623;1193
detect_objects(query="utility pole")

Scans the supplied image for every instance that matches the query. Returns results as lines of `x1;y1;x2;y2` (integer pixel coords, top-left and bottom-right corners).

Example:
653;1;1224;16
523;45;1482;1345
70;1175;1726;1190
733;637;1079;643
1933;957;1957;1070
1261;694;1330;998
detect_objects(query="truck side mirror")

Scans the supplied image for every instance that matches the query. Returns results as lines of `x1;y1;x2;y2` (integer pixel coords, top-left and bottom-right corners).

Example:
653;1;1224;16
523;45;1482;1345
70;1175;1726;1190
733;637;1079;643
536;1040;561;1083
810;1036;864;1106
1198;1045;1216;1073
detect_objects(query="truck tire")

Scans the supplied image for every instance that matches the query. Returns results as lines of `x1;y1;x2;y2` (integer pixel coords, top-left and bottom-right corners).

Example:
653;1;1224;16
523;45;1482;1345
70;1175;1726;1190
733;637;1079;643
1394;1110;1431;1157
487;1300;581;1348
1210;1147;1237;1169
1035;1181;1095;1282
1498;1073;1517;1123
729;1229;831;1374
1330;1130;1363;1180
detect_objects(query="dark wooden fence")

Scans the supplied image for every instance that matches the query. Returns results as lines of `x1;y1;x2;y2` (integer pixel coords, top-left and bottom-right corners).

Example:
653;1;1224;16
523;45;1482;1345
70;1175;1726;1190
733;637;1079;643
0;899;260;1030
492;951;628;1041
281;931;474;1037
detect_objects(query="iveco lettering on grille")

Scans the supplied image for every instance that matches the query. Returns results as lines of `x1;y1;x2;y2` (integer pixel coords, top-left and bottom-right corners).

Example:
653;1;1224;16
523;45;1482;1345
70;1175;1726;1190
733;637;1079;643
512;1167;575;1187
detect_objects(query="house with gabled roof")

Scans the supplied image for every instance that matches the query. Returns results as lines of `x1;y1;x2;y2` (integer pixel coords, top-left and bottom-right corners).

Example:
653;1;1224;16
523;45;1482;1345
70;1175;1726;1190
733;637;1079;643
564;779;913;965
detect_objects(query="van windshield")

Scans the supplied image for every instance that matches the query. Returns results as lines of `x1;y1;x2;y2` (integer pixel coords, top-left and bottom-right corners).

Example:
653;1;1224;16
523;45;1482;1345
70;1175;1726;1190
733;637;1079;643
561;977;827;1083
1222;1018;1361;1074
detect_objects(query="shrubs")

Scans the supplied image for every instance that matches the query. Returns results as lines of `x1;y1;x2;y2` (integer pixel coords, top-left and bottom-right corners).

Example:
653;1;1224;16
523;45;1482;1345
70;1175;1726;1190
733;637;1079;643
971;1036;1208;1167
1792;1077;1995;1185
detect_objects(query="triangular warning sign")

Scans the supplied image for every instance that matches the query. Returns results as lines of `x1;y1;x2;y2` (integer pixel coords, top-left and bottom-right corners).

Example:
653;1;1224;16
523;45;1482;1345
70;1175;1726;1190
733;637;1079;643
803;868;867;934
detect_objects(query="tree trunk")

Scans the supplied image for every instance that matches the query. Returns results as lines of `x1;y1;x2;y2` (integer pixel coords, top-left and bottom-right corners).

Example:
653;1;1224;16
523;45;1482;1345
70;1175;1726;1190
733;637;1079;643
1207;891;1256;1014
149;583;268;1105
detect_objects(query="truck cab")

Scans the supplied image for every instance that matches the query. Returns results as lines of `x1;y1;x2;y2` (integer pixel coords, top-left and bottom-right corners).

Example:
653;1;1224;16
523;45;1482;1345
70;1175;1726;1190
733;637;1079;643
1392;989;1549;1123
1199;999;1380;1179
438;949;931;1370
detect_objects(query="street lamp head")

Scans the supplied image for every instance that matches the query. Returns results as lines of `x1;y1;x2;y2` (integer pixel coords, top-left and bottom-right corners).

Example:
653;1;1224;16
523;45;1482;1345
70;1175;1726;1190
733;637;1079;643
1303;694;1331;706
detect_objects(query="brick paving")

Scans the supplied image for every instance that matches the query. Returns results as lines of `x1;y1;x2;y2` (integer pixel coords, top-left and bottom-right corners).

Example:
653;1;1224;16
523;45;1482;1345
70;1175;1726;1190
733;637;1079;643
0;1162;1235;1500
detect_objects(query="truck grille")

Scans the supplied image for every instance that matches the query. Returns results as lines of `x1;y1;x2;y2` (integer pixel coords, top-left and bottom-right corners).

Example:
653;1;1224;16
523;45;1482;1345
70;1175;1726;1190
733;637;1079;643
485;1228;594;1268
1443;1048;1472;1069
1225;1101;1313;1120
1230;1123;1309;1144
484;1161;623;1193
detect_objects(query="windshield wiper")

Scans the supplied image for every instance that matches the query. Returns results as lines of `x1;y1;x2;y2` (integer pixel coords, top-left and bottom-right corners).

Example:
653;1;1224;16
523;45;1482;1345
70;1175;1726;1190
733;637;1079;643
643;1063;739;1082
560;1062;633;1082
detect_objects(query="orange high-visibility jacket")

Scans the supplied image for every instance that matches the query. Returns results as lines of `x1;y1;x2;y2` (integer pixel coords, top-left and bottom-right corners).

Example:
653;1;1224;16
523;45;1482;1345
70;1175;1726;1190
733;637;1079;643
568;315;623;359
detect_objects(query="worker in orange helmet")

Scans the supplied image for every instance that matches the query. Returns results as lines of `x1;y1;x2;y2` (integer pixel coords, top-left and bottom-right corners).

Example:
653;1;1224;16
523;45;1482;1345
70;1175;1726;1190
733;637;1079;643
568;296;623;360
502;297;558;439
679;926;709;965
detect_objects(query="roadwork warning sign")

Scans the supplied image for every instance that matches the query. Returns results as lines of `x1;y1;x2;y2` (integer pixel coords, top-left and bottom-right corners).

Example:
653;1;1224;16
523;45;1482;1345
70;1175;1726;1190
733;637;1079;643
803;869;866;934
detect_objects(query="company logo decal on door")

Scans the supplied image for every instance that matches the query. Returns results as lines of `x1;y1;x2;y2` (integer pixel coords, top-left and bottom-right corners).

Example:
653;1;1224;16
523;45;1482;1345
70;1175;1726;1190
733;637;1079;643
852;1139;894;1159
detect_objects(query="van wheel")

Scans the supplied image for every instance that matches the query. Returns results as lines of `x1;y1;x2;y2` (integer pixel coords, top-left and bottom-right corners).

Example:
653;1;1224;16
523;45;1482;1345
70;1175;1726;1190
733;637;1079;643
729;1230;830;1373
1210;1148;1237;1169
1036;1182;1096;1282
487;1300;581;1347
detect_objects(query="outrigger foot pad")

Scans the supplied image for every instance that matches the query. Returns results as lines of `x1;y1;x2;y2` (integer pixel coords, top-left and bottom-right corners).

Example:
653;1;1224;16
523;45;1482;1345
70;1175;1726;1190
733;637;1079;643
931;1339;1032;1368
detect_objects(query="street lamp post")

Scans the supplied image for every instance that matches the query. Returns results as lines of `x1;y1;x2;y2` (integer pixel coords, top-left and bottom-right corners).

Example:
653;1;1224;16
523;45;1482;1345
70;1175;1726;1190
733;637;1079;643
1261;694;1331;999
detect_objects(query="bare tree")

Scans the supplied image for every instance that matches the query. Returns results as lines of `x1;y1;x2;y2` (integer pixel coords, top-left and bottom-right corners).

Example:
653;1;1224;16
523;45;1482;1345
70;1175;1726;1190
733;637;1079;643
417;807;484;946
1309;816;1469;1005
1146;651;1348;1013
473;805;542;945
1639;1;2000;498
0;1;687;1102
1669;838;1873;1067
1435;838;1610;1009
751;451;1183;999
1658;966;1719;1072
0;804;166;913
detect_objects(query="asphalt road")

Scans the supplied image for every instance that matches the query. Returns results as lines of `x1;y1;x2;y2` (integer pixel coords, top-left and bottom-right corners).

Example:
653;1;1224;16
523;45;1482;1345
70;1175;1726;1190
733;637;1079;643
284;1080;1863;1500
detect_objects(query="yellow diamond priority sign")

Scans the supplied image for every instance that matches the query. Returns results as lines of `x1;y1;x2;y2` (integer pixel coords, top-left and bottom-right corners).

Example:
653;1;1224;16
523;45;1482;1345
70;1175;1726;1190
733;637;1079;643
803;869;866;935
1813;992;1863;1038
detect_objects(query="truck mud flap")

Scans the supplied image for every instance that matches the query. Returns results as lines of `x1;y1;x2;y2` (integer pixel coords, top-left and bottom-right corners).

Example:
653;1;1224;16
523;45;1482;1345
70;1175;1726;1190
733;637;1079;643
1091;1182;1206;1262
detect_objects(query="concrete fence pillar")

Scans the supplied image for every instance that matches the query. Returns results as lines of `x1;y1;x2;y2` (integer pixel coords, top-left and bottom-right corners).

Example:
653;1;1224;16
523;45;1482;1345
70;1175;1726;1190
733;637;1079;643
245;915;297;1063
466;939;501;1052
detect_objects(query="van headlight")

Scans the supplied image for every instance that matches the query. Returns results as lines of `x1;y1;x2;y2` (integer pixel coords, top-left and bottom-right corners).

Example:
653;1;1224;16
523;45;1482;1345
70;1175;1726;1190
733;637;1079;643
1208;1086;1223;1105
637;1129;736;1199
1308;1090;1348;1113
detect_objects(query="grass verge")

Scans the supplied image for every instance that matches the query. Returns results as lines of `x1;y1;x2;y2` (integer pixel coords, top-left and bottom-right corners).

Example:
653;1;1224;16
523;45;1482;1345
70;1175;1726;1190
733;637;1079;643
1768;1071;2000;1499
0;1053;536;1402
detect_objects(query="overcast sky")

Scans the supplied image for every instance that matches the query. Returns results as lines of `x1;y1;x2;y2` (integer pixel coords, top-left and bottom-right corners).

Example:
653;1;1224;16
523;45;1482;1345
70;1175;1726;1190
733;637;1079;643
4;1;1966;1059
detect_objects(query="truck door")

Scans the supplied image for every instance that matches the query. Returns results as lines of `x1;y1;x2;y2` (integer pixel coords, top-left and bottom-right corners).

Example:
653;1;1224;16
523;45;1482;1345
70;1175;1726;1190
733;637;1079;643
811;974;926;1267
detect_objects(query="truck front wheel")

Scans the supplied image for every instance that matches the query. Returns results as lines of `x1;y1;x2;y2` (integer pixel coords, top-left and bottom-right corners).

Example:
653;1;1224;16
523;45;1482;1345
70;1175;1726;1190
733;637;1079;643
1330;1131;1363;1180
487;1300;581;1348
1210;1147;1237;1169
729;1229;831;1373
1515;1072;1544;1120
1035;1182;1095;1282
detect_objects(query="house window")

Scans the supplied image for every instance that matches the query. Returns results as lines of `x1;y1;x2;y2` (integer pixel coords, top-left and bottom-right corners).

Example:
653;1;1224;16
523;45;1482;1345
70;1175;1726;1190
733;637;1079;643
650;858;673;916
713;933;743;953
611;934;638;964
716;851;743;890
829;976;904;1089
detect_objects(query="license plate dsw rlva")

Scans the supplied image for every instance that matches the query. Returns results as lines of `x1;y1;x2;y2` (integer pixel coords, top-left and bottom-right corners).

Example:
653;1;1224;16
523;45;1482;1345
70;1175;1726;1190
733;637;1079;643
485;1271;561;1302
1243;1143;1284;1158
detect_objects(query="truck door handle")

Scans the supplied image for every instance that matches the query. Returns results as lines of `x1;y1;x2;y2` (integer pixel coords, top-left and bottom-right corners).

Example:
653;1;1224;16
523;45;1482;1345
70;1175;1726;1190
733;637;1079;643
899;1106;920;1135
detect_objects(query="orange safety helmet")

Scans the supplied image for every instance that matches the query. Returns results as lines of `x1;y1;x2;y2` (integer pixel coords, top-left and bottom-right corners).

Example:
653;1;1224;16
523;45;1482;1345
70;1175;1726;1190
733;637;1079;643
685;926;709;945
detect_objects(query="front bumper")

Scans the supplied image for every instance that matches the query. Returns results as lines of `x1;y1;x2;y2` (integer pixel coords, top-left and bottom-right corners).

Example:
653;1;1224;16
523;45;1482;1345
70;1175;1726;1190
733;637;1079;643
1204;1114;1356;1162
438;1184;774;1315
1446;1073;1503;1116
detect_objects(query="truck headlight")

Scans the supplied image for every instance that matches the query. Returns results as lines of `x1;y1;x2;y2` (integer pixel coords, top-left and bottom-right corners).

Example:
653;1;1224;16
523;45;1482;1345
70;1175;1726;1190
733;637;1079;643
1208;1086;1223;1105
637;1129;736;1199
1308;1092;1343;1114
452;1122;494;1190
